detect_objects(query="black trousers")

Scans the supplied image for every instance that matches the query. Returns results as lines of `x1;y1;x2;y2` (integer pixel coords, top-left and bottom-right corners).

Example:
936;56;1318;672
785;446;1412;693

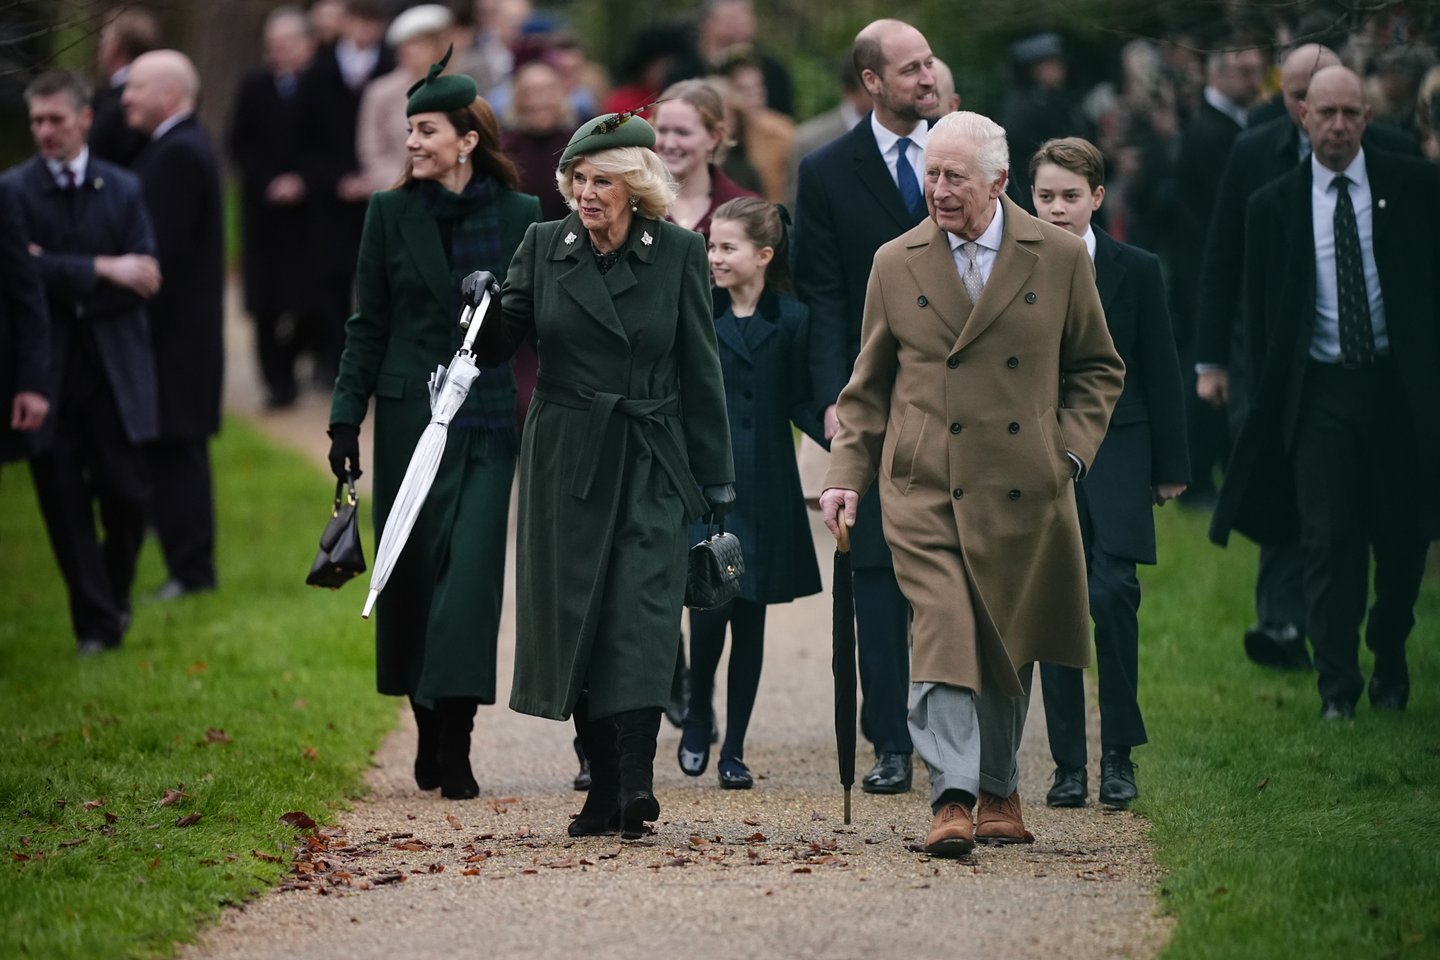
29;350;149;646
1041;491;1147;769
252;309;300;403
1291;360;1429;705
146;438;216;590
855;566;912;755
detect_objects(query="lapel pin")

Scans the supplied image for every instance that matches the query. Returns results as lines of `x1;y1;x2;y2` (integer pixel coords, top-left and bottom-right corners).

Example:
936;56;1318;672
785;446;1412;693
917;295;928;307
641;231;653;246
564;231;576;244
1378;198;1386;209
1025;292;1037;304
93;177;104;190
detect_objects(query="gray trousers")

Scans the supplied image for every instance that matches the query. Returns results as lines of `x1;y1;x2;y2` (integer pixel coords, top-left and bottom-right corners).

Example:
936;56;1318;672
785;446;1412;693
908;663;1034;810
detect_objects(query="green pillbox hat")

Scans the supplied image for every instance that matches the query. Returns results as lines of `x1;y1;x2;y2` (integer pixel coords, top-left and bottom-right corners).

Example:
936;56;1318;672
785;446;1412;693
406;45;477;116
559;111;656;167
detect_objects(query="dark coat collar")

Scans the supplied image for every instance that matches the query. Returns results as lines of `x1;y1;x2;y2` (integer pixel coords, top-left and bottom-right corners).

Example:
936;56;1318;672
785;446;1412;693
1091;225;1126;307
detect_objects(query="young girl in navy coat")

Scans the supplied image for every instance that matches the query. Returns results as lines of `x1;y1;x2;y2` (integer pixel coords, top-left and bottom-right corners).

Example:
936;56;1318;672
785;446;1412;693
677;197;827;788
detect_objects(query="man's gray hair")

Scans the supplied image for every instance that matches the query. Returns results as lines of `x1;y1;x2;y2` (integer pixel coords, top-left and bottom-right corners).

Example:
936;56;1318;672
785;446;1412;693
929;111;1009;182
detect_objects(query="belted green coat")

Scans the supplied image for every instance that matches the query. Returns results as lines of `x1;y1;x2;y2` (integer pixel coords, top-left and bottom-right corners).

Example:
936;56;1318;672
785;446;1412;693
330;183;541;704
478;212;734;721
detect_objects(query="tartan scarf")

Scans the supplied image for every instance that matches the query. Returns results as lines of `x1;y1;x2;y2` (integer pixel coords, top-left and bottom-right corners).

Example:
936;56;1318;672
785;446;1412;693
418;175;516;449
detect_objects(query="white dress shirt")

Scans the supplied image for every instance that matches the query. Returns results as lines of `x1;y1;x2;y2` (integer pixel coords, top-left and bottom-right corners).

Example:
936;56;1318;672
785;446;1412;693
869;112;928;192
945;201;1006;281
1203;85;1249;129
45;146;89;188
336;38;380;91
1309;149;1388;362
1082;224;1097;262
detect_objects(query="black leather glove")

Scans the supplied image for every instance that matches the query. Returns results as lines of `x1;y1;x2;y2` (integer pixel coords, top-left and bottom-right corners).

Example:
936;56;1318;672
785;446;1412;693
327;423;361;481
702;483;735;524
461;270;501;306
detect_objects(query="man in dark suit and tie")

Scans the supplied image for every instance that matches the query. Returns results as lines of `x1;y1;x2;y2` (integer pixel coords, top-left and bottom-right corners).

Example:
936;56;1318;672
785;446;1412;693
123;51;225;599
228;7;316;410
1212;66;1440;720
1027;137;1190;809
3;69;160;652
794;18;939;794
0;179;50;466
1195;44;1419;672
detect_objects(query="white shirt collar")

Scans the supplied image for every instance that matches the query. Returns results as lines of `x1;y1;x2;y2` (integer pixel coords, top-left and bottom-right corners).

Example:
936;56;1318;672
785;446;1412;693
1312;146;1367;193
869;112;928;161
1203;86;1249;129
44;145;89;185
111;64;131;88
1082;225;1097;261
946;199;1006;254
152;110;190;142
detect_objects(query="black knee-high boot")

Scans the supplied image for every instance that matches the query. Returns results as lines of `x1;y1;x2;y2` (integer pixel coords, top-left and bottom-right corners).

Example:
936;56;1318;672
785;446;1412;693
411;697;441;791
615;707;662;839
436;698;480;800
570;701;620;836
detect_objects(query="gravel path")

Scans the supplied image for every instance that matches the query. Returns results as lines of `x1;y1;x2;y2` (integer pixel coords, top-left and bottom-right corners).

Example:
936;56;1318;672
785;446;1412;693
189;305;1172;960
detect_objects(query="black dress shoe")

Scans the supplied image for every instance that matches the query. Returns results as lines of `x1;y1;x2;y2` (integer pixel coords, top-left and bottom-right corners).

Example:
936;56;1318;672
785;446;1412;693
573;736;592;791
76;637;120;656
1045;765;1087;807
1099;751;1137;808
677;718;710;777
1320;699;1356;721
1368;674;1410;712
861;752;912;794
1243;623;1312;671
717;757;753;790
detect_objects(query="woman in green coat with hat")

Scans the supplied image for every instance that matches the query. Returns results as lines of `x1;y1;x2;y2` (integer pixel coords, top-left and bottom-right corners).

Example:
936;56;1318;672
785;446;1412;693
327;52;541;800
476;110;735;839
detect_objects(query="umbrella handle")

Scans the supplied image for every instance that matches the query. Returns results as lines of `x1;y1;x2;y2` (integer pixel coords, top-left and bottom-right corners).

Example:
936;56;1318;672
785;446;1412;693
460;289;493;353
836;514;850;554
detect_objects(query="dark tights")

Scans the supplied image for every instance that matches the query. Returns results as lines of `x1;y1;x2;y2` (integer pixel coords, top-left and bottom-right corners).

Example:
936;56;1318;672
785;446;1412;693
687;598;766;761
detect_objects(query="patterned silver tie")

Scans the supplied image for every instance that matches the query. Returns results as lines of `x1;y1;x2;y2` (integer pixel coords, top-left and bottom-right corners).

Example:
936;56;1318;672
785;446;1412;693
961;241;984;304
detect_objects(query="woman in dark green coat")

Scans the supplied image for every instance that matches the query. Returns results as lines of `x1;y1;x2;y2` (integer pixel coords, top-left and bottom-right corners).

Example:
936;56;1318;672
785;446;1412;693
476;112;734;840
327;56;541;800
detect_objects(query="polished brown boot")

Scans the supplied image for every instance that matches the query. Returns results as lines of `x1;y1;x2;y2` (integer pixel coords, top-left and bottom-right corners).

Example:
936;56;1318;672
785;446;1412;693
615;707;661;839
436;698;480;800
410;697;441;791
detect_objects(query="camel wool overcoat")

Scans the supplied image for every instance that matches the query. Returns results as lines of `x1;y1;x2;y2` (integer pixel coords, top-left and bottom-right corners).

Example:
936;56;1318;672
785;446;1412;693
825;197;1124;697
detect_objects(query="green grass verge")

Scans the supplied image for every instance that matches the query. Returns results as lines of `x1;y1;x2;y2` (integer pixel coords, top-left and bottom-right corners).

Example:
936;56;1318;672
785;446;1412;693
0;418;394;959
1141;507;1440;960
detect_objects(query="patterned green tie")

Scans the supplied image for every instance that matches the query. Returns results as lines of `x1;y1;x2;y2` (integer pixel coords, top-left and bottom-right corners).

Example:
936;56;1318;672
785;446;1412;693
1332;175;1374;365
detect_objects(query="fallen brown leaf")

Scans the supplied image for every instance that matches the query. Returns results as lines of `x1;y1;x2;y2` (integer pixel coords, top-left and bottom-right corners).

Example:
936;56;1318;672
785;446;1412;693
279;811;317;830
82;799;105;811
302;747;319;761
445;814;463;830
175;812;202;828
392;840;429;851
186;661;206;676
159;787;187;807
12;852;29;862
743;817;761;826
252;850;283;863
462;868;480;876
793;866;812;874
148;857;161;870
1255;777;1270;792
104;812;119;824
60;838;87;848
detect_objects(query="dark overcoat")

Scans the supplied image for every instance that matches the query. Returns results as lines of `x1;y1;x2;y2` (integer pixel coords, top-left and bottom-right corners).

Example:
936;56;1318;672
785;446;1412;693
331;184;541;703
478;213;734;721
0;180;49;463
132;117;225;440
1;155;158;449
1083;228;1190;564
1211;148;1440;547
688;288;824;604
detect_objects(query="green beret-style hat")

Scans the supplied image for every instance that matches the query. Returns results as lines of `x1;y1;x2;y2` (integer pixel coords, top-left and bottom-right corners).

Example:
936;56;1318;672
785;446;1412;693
406;45;478;116
559;110;656;167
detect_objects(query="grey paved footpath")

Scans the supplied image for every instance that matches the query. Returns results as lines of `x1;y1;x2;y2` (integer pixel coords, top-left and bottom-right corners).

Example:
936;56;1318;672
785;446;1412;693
189;299;1171;960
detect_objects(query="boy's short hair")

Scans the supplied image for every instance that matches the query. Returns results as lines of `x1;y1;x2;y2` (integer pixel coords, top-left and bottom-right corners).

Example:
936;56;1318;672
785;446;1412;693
1029;136;1105;191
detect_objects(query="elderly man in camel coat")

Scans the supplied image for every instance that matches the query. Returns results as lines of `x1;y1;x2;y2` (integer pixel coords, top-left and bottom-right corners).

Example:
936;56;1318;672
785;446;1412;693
820;111;1123;858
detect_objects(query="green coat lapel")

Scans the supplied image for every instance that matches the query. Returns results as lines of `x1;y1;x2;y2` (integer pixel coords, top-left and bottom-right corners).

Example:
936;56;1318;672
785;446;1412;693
397;191;455;313
550;212;628;342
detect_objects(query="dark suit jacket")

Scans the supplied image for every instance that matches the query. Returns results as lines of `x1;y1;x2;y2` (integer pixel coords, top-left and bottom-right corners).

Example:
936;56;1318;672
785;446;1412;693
132;116;225;440
1;154;158;447
0;180;50;463
228;69;309;317
1083;228;1190;564
1211;147;1440;546
1171;100;1244;347
793;112;928;566
1197;116;1421;367
89;81;147;168
688;288;825;604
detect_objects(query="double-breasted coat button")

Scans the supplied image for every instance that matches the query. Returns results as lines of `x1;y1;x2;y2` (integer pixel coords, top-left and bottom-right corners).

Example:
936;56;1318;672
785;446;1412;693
1009;489;1021;500
1008;422;1020;433
917;295;928;307
947;356;960;369
949;422;962;434
1025;292;1037;304
1006;356;1019;368
952;488;964;499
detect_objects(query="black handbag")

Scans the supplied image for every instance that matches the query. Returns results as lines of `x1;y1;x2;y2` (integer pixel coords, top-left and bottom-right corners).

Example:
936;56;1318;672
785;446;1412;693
306;476;367;589
684;517;744;610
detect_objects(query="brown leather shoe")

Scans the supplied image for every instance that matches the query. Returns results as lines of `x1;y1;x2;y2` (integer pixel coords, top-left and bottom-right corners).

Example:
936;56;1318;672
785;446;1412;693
924;802;975;857
975;790;1035;844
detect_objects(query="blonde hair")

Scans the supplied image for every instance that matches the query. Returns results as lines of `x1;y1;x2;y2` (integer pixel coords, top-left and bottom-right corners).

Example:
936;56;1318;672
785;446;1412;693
656;78;733;160
556;146;678;220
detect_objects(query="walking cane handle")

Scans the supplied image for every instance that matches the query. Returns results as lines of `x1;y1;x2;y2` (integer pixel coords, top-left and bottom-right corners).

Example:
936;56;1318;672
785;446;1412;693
836;514;850;554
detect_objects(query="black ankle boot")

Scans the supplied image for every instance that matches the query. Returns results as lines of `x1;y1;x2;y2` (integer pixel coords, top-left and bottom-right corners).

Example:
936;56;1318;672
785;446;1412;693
615;707;662;839
436;698;480;800
411;698;441;791
569;709;620;836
